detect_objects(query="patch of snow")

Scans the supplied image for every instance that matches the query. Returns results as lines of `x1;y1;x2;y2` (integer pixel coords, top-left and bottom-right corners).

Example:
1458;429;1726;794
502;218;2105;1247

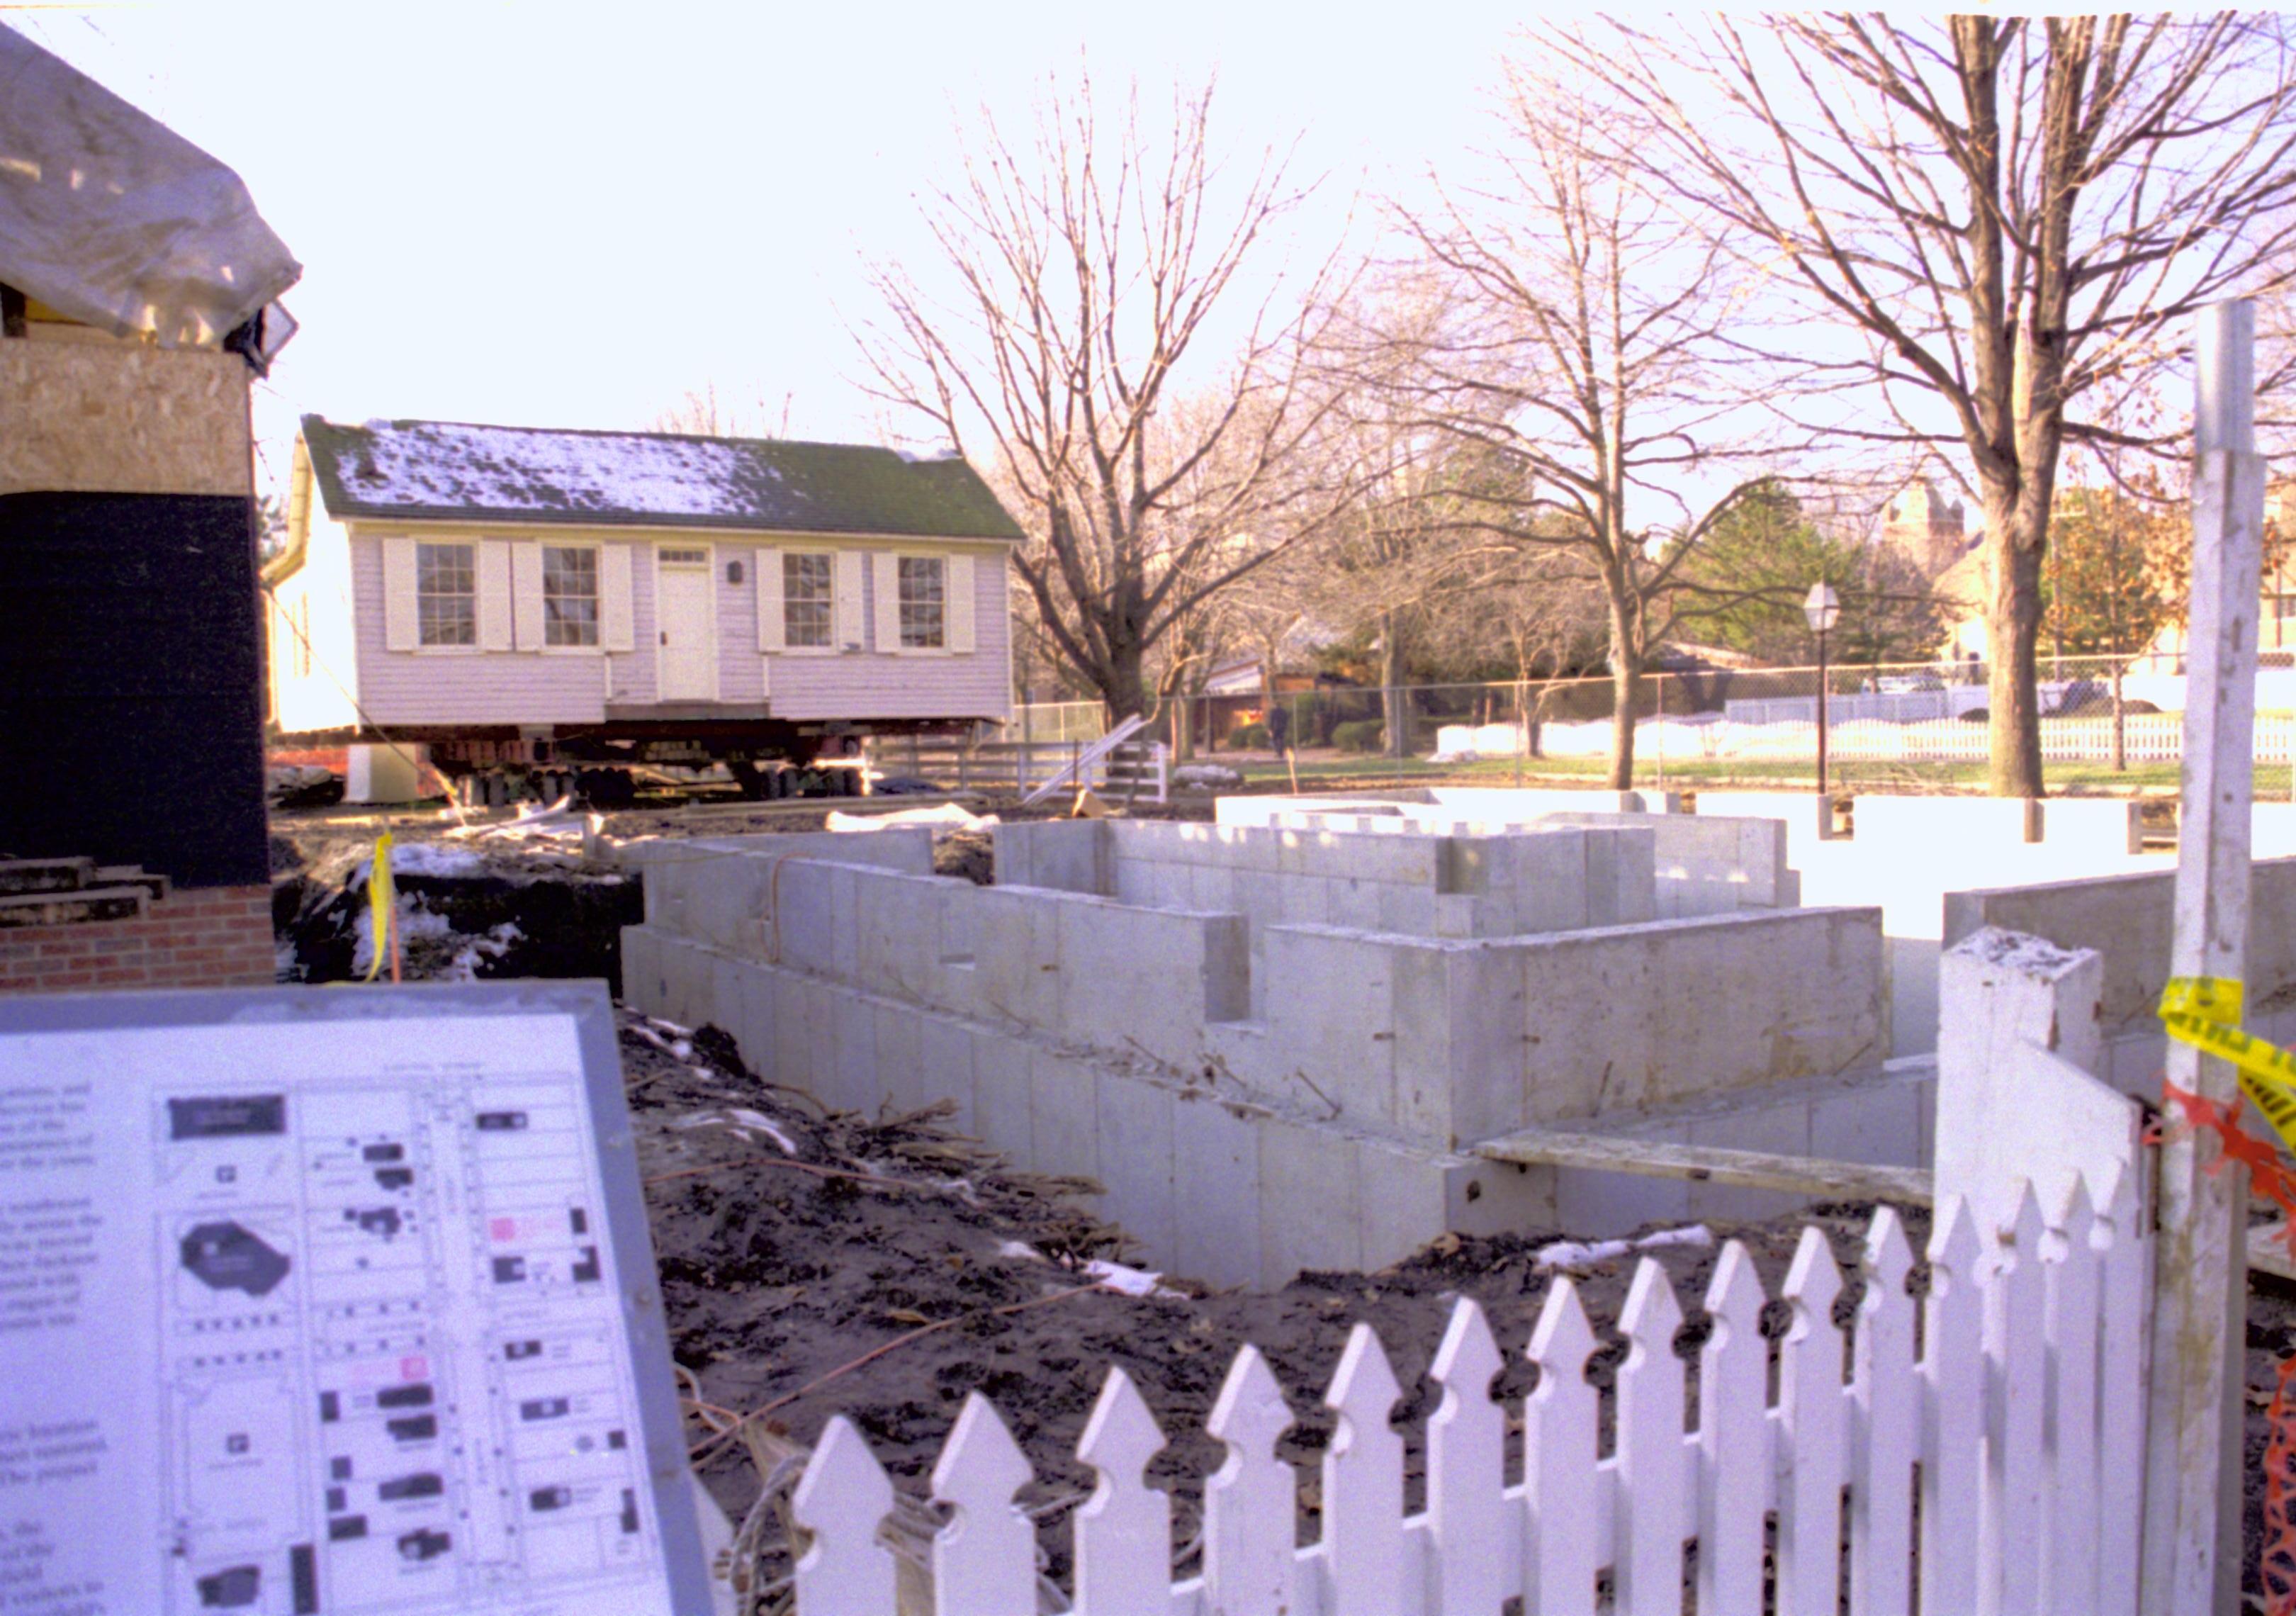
386;842;485;877
320;420;823;523
1081;1259;1183;1299
1534;1223;1714;1272
446;921;522;980
995;1239;1042;1262
349;897;458;977
826;802;997;834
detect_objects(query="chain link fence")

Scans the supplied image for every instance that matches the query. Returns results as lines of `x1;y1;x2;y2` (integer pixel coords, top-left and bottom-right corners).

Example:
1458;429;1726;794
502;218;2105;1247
1137;652;2296;792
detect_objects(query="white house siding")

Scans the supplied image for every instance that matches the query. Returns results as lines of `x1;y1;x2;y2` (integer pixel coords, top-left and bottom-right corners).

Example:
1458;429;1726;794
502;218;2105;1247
765;545;1011;722
334;524;1013;729
349;529;611;726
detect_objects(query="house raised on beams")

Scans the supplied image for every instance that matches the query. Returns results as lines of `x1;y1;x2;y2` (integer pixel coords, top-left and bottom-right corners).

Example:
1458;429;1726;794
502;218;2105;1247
265;417;1023;799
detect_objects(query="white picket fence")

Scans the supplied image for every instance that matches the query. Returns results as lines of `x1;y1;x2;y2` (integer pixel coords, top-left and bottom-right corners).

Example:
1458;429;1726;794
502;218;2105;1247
787;1179;2149;1616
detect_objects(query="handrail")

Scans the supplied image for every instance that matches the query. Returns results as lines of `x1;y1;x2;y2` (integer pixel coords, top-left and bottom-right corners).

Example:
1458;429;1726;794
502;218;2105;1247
1019;712;1146;806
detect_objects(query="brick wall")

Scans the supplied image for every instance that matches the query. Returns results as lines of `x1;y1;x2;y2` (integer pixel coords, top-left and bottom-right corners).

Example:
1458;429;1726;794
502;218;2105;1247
0;885;276;994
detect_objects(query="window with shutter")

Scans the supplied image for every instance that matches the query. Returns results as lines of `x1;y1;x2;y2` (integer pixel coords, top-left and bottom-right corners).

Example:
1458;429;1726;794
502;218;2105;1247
416;542;477;646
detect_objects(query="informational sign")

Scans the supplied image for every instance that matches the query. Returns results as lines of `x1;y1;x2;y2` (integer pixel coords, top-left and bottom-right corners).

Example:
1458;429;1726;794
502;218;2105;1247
0;983;709;1616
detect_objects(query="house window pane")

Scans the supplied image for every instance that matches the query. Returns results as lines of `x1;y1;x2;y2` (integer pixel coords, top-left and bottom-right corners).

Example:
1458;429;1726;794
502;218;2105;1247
543;546;600;646
898;556;945;649
784;553;833;648
417;542;476;646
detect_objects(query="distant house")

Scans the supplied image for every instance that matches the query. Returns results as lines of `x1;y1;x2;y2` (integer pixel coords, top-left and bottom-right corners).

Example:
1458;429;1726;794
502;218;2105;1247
265;417;1023;794
1;29;299;993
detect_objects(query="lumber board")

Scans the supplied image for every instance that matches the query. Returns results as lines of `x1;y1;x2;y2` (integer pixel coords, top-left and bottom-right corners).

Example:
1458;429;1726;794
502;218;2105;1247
1474;1127;1936;1205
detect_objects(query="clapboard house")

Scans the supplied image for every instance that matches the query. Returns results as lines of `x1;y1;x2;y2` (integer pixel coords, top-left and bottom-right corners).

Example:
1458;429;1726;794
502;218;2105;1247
266;417;1023;797
0;29;298;993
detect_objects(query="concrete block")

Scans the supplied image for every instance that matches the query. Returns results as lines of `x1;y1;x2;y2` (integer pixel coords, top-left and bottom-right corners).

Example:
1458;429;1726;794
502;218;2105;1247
1265;926;1396;1122
971;887;1064;1032
1326;878;1387;931
1094;1072;1178;1260
1375;882;1439;936
772;970;836;1099
736;965;781;1084
621;925;664;1017
968;1029;1036;1169
1444;1155;1558;1240
767;860;840;977
1392;941;1527;1148
711;953;751;1038
1554;1164;1691;1235
1029;1048;1103;1188
1055;899;1237;1066
832;994;879;1118
1259;1118;1362;1284
1356;1135;1450;1270
873;1004;926;1118
1188;862;1238;916
654;936;719;1030
1808;1076;1924;1169
1171;1093;1264;1290
992;819;1106;893
916;1014;977;1134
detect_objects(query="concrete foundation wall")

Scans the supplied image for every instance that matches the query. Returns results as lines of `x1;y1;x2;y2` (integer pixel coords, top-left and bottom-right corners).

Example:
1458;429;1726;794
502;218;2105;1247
621;921;1558;1288
1944;857;2296;1093
1196;795;1784;920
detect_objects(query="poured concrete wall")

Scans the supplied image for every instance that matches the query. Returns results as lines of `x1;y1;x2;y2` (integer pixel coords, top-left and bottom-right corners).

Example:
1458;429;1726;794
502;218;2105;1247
996;819;1658;1016
622;834;1893;1282
1943;856;2296;1093
1199;795;1786;920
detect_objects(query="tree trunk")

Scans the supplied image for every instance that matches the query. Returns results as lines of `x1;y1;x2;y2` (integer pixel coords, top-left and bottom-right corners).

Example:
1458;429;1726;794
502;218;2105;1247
1379;612;1407;760
1983;510;2048;798
1604;591;1641;790
1102;641;1149;724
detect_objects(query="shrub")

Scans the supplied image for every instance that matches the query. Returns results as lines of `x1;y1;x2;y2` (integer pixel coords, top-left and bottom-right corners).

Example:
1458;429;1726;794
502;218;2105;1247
1332;719;1385;753
1227;721;1269;751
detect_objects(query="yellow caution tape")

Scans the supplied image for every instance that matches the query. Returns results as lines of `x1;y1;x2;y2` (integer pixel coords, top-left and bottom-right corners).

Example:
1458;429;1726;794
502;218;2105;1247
363;831;397;984
2159;975;2296;1152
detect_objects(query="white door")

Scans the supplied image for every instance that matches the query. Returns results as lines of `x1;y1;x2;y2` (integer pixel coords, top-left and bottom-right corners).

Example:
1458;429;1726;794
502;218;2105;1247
656;549;716;701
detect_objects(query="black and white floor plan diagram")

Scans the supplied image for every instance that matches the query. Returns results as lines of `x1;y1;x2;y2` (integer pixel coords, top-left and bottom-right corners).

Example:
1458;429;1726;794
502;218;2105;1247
1;987;707;1616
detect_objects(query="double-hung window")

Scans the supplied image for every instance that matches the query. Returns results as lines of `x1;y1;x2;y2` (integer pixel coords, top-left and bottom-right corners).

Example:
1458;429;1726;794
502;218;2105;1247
784;553;833;649
897;556;946;649
543;545;600;646
416;542;476;646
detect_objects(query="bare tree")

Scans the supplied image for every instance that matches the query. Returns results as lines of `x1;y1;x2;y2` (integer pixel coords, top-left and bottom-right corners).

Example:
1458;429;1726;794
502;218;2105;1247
1354;68;1782;787
651;383;791;439
1548;13;2296;795
856;76;1344;718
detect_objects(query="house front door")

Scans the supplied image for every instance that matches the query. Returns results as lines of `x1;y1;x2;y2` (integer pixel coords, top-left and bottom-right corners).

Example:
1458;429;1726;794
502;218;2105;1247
656;548;716;701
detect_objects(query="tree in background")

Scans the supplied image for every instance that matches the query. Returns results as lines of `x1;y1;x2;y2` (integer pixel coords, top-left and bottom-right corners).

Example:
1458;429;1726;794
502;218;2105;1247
651;383;790;439
2039;480;2184;663
1670;477;1941;668
1356;62;1784;787
1551;13;2296;795
856;75;1345;719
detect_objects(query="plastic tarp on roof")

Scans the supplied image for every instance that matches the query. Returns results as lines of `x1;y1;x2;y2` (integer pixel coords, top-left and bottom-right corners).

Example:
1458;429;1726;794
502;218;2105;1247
0;26;299;348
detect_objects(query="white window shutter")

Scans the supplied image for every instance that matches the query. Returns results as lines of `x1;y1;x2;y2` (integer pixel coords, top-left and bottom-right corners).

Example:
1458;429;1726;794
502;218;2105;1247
476;540;514;650
601;543;635;652
872;552;901;653
755;546;784;653
382;537;418;651
835;550;866;651
510;540;544;649
947;553;975;653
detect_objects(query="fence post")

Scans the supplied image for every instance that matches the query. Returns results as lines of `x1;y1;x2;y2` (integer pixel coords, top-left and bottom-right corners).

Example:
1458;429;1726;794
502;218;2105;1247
2141;299;2266;1616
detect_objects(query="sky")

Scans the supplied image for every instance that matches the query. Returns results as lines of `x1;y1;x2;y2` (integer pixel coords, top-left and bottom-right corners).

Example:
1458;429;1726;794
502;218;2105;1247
7;1;1565;504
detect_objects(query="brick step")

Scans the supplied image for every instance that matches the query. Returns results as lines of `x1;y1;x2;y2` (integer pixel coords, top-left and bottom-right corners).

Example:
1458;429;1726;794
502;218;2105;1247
0;886;151;928
0;857;97;897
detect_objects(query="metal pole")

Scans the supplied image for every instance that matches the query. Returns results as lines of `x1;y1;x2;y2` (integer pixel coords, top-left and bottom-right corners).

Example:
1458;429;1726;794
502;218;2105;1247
1816;631;1830;799
2141;299;2266;1616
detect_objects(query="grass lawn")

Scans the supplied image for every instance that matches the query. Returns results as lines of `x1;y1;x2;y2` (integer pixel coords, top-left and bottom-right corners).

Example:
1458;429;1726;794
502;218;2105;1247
1215;748;2232;797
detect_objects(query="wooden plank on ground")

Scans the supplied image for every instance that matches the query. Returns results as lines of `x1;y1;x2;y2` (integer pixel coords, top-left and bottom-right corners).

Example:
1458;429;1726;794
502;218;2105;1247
1473;1128;1936;1205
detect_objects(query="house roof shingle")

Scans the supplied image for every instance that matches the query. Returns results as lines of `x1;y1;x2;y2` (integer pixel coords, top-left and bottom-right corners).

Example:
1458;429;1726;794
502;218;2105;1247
300;416;1023;541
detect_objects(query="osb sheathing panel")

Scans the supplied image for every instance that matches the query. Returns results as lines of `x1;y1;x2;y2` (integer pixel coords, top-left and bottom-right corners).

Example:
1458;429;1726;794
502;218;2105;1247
0;341;251;498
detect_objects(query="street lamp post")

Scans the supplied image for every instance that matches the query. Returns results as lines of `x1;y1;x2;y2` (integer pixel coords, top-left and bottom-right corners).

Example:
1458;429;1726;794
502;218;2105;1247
1804;582;1842;800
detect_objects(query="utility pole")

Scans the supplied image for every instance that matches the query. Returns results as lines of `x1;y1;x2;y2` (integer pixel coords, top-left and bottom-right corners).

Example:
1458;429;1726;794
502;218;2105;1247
2140;300;2267;1615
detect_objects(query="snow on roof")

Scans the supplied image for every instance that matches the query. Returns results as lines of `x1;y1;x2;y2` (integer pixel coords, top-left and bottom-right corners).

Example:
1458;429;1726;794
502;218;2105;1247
300;416;1023;541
